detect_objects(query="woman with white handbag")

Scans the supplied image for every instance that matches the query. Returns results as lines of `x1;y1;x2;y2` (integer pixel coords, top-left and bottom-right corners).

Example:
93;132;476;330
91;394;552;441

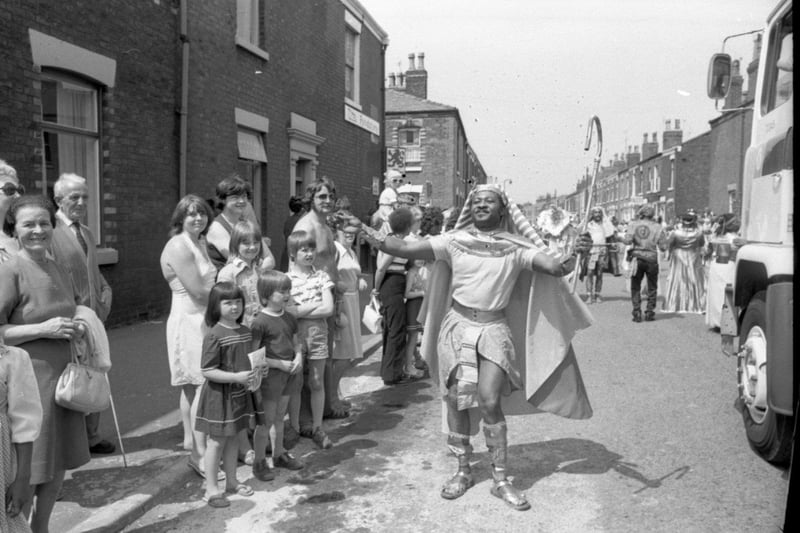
0;195;90;533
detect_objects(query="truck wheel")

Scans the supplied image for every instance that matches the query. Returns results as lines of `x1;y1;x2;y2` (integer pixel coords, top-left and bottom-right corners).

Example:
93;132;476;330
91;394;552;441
738;291;792;465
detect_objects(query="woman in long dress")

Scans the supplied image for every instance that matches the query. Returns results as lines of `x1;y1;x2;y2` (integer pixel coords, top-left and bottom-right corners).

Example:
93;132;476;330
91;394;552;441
159;195;217;476
0;195;88;533
329;212;368;417
705;214;741;328
663;211;706;313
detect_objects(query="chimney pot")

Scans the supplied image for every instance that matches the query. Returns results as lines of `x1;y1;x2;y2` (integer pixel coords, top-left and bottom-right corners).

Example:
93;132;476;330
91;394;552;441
643;133;648;143
652;132;657;142
408;53;416;71
674;119;681;130
665;119;672;130
418;52;425;70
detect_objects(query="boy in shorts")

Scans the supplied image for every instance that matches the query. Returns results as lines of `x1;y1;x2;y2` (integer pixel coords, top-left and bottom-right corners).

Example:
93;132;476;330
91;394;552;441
249;270;305;481
286;230;335;449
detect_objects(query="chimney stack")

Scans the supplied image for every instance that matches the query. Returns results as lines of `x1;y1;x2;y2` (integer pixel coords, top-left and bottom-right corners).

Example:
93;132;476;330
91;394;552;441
662;118;683;150
404;51;428;99
626;144;641;167
641;131;659;160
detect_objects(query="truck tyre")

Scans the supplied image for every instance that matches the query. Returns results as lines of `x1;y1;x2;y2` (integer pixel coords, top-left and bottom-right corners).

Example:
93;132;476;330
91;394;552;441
738;291;792;465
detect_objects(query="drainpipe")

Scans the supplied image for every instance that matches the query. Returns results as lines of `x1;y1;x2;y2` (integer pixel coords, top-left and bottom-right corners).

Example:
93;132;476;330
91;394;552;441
380;41;387;182
178;0;189;197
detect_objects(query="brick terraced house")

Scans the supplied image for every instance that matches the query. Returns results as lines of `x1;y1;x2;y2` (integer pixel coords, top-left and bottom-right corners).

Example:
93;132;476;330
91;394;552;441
0;0;387;324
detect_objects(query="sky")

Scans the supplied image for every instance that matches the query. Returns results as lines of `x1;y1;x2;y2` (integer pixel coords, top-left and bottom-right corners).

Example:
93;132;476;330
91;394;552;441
359;0;775;204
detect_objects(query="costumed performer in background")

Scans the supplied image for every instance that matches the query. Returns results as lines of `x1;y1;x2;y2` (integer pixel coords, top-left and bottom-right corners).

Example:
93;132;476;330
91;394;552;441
360;184;593;512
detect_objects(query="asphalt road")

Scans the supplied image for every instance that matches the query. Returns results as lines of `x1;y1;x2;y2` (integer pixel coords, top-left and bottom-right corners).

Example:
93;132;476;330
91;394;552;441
100;273;787;532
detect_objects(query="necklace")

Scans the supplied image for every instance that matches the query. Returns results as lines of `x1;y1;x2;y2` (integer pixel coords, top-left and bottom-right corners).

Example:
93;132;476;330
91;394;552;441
469;228;502;239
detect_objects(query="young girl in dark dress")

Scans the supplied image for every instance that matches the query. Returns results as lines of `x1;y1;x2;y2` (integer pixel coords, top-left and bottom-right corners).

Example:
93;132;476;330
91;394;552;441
195;282;263;507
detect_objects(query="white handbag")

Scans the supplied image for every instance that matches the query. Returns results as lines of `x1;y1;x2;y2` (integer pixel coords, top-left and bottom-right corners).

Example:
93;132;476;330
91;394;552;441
55;342;111;414
361;295;383;334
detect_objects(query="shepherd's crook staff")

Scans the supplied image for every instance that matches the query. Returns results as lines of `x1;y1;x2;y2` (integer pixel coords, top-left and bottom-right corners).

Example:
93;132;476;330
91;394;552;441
571;115;603;293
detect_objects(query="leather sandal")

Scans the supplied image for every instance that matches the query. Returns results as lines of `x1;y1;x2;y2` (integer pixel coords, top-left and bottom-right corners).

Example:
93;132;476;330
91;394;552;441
440;471;474;500
490;479;531;511
203;492;231;508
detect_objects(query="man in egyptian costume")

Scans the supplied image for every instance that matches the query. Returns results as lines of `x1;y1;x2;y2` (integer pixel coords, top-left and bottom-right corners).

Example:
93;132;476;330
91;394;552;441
360;184;593;511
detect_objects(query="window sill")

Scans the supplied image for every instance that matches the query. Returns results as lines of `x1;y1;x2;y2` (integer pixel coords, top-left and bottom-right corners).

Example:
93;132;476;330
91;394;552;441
96;247;119;266
236;38;270;62
344;97;362;111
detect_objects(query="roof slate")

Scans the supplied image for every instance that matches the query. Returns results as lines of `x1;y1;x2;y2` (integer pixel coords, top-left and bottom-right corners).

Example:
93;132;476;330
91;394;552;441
385;88;456;113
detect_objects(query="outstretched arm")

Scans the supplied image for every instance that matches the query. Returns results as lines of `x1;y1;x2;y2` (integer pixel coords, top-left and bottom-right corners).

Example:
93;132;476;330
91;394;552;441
531;250;578;277
360;225;436;262
530;233;591;277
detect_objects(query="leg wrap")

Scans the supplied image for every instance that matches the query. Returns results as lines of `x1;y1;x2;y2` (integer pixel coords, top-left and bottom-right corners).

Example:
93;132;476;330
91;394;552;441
447;433;473;470
483;422;530;511
483;421;508;480
441;432;475;500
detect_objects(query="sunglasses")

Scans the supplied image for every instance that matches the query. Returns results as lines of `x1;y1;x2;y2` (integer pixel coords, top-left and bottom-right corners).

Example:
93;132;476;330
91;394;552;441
1;183;25;197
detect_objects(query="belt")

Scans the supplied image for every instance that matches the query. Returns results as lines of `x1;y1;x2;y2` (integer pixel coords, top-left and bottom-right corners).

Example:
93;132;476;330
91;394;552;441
452;301;505;323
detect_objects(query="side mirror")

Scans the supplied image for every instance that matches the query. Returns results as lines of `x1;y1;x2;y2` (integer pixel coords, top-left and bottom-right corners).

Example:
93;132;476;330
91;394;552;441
707;53;732;99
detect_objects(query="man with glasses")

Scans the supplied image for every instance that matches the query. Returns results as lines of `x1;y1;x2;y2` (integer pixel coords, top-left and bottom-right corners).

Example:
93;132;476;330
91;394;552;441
50;172;116;455
0;160;24;262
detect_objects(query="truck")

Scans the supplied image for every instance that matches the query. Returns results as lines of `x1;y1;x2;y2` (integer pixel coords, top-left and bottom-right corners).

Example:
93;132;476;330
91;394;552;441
706;0;793;465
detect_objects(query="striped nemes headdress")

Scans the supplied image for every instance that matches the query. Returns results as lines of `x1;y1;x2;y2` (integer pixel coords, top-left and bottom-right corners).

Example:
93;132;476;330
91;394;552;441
453;184;552;253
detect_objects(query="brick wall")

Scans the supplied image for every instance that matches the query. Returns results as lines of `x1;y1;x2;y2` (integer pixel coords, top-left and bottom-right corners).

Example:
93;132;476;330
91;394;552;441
674;131;712;216
1;0;386;325
0;0;180;325
707;109;752;216
385;112;460;209
186;0;384;263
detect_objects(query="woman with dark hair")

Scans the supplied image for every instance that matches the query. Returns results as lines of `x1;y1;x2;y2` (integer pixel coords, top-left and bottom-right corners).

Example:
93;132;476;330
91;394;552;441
207;175;253;270
705;213;741;328
663;210;706;313
159;194;220;478
419;206;444;238
0;195;88;532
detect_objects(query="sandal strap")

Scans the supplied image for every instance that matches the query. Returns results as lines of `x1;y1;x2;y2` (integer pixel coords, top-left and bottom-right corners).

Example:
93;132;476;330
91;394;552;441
492;480;530;510
441;471;474;499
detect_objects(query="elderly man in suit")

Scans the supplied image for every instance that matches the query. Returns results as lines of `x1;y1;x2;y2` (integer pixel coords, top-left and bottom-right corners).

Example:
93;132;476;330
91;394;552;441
51;172;116;454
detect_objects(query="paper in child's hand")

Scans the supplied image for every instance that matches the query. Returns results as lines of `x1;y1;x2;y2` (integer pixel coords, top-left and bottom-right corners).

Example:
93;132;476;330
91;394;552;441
247;347;268;391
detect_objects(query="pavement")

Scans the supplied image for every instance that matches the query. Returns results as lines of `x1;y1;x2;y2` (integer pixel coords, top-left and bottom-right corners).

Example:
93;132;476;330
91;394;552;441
50;320;383;533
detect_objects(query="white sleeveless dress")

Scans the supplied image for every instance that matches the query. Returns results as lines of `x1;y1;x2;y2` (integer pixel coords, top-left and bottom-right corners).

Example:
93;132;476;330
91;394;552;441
164;232;217;386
